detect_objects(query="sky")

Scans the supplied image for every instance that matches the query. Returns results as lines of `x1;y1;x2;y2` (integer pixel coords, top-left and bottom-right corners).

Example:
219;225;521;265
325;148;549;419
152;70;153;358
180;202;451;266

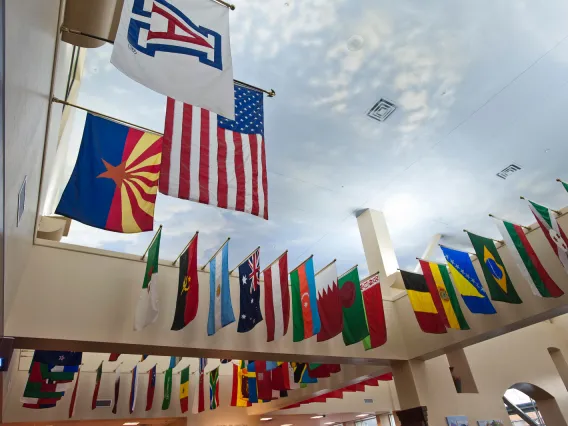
57;0;568;277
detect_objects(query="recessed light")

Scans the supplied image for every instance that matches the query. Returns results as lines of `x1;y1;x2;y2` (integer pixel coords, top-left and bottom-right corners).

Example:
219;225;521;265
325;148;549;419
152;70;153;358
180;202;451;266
310;415;324;419
261;418;273;422
281;424;293;426
324;423;335;425
123;423;140;426
356;414;370;417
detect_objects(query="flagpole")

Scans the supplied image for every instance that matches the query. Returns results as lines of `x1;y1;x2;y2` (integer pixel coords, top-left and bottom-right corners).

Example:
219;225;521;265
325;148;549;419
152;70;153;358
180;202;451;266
201;237;230;270
315;259;336;276
261;250;288;273
141;225;163;260
59;27;274;97
211;0;236;10
462;229;504;246
172;231;199;265
520;196;562;215
289;255;314;274
338;264;358;279
52;97;162;136
230;246;260;274
488;213;531;231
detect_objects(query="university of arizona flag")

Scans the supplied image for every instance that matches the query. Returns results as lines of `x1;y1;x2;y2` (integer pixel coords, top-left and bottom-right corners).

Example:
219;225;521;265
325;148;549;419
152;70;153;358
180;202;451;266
171;233;199;330
263;253;290;342
160;85;268;218
209;367;220;409
290;257;321;342
441;246;497;314
112;368;120;414
528;200;568;273
112;0;235;119
361;273;387;350
467;231;522;304
339;267;369;345
180;366;190;413
92;362;103;410
146;365;157;411
129;365;139;414
238;249;263;332
135;227;162;331
495;218;564;298
56;114;162;233
315;261;342;342
207;242;235;335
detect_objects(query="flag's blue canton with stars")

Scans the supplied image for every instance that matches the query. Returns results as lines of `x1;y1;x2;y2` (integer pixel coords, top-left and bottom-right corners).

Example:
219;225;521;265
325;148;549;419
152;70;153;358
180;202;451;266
237;248;263;333
441;246;496;315
218;85;264;136
32;350;83;366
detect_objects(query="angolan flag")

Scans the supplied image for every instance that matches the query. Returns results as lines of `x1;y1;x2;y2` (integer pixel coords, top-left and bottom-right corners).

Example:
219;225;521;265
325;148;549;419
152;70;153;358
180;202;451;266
495;218;563;298
528;200;568;273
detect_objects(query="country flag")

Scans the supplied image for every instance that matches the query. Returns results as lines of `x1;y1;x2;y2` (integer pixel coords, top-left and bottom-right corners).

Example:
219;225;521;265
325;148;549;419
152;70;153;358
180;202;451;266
192;372;206;413
238;248;263;332
315;261;343;342
129;365;139;414
263;252;290;342
339;267;369;345
360;273;387;350
146;365;156;411
134;227;161;331
207;241;235;335
180;366;190;413
290;257;321;342
68;368;80;418
112;368;120;414
495;218;564;298
528;200;568;273
209;367;220;409
92;362;103;410
161;367;173;410
171;232;199;330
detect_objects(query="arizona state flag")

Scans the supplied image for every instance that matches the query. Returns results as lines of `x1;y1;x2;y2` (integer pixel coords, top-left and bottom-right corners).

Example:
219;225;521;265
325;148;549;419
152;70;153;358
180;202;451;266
171;232;199;330
400;270;446;334
56;113;162;233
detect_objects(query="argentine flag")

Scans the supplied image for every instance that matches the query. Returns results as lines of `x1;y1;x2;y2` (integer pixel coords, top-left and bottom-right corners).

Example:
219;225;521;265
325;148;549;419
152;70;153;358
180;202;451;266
207;242;235;335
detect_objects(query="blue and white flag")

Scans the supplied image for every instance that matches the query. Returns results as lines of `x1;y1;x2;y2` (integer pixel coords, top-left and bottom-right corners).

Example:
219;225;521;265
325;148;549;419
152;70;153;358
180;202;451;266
111;0;235;119
207;242;235;335
129;365;139;414
237;248;263;333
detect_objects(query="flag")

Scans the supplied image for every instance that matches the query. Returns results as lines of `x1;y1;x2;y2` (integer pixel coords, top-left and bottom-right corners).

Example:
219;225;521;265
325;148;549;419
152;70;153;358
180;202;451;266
467;232;522;304
307;364;341;378
495;218;564;298
192;372;206;413
339;267;369;345
31;363;75;382
207;242;235;335
292;363;317;384
245;363;258;403
68;368;80;418
220;359;232;364
528;200;568;273
559;178;568;193
290;257;321;342
360;273;387;350
250;361;272;401
180;366;190;413
129;365;139;414
159;85;268;219
199;358;208;374
92;362;103;410
146;365;156;411
109;353;120;362
270;362;298;391
112;368;120;414
162;368;173;410
231;362;252;407
135;227;162;330
441;246;497;314
400;270;446;334
419;260;469;330
112;0;235;119
238;248;263;332
264;253;290;342
170;356;182;368
33;351;82;366
315;262;342;342
171;233;199;330
56;113;162;233
210;367;220;409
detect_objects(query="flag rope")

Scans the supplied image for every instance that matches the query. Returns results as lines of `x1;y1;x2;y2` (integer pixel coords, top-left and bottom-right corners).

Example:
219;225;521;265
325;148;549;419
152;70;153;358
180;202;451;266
229;246;260;274
59;27;275;97
172;231;199;265
261;250;288;273
520;196;562;215
201;237;230;270
140;225;163;260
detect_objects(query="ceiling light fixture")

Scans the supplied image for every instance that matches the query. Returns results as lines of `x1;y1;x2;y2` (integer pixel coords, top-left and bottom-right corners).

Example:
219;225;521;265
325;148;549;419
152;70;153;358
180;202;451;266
310;415;324;419
123;423;140;426
324;422;335;425
356;414;371;417
260;418;273;421
281;424;294;426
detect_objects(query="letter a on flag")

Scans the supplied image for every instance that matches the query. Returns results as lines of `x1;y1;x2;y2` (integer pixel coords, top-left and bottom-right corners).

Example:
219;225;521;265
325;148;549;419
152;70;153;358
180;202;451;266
112;0;235;119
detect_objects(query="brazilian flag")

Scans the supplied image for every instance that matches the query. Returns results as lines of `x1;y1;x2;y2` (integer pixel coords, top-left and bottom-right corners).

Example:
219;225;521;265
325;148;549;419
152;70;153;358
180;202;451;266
467;232;522;304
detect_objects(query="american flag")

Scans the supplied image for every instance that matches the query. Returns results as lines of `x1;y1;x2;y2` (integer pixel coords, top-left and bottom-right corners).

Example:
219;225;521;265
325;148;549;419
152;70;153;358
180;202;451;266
160;85;268;219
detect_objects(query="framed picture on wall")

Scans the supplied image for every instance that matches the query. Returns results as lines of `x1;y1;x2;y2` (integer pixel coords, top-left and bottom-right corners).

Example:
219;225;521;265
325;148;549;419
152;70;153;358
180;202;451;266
477;421;503;426
446;416;469;426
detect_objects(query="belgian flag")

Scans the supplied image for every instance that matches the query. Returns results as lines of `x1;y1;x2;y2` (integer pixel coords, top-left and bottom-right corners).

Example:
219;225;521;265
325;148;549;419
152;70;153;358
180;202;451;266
400;270;447;334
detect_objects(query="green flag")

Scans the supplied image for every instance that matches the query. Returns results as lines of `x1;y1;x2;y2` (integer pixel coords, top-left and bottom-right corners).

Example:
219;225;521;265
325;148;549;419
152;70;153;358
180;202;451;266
162;368;172;410
134;227;162;331
467;232;522;304
339;267;369;345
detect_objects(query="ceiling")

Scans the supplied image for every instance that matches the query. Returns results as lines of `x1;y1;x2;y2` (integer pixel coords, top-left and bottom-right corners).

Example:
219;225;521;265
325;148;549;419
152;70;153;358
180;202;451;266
60;0;568;276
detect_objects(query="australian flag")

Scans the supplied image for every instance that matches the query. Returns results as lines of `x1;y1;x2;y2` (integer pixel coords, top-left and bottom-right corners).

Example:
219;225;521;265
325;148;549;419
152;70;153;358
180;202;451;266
237;249;263;332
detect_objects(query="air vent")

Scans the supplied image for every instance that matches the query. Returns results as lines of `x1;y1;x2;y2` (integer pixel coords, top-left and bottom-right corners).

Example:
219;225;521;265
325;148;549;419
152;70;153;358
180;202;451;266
364;398;374;403
367;99;396;122
496;163;522;180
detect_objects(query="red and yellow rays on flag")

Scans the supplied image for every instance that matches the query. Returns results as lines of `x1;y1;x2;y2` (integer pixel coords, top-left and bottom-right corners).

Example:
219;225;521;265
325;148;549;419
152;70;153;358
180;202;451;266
100;129;162;233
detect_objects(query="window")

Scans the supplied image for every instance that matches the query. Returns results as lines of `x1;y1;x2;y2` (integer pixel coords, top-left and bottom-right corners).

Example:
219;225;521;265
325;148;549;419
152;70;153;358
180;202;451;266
355;417;378;426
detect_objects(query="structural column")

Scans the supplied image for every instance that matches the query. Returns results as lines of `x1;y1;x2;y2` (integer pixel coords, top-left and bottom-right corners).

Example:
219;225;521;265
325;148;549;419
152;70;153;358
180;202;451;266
391;360;429;426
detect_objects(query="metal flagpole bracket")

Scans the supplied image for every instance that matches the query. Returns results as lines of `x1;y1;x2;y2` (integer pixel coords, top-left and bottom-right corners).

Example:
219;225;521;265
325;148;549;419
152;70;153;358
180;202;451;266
520;195;561;215
141;225;163;260
172;231;199;265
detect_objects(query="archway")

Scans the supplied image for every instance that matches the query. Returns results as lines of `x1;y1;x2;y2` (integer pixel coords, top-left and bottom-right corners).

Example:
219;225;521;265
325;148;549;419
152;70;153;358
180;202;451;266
503;383;567;426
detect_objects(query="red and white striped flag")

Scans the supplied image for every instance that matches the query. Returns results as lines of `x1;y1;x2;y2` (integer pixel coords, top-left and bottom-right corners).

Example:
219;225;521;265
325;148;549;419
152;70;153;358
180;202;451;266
160;85;268;219
263;252;290;342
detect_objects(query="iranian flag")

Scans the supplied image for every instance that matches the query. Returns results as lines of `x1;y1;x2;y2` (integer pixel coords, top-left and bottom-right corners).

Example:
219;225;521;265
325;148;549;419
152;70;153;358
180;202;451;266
528;200;568;273
495;218;564;298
